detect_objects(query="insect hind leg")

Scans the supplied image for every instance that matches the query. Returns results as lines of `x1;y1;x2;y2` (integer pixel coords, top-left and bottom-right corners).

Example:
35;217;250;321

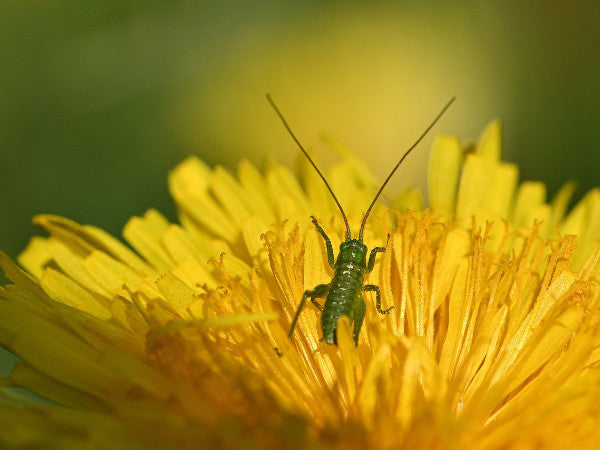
363;284;394;314
288;283;330;339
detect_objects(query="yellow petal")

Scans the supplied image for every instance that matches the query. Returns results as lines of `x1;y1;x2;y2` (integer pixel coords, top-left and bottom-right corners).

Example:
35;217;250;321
123;210;173;272
511;181;546;228
83;251;143;296
154;272;196;319
241;215;270;265
266;164;310;222
0;301;130;398
39;267;111;320
475;119;502;161
16;237;51;279
428;135;463;216
237;159;276;223
169;157;237;240
551;181;577;225
210;166;254;223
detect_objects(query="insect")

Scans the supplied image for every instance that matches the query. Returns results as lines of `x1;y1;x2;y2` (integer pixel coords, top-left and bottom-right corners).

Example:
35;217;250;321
266;94;455;345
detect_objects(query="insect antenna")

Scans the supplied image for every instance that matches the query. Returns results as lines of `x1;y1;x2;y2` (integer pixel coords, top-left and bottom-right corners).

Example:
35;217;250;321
266;93;352;239
358;97;456;241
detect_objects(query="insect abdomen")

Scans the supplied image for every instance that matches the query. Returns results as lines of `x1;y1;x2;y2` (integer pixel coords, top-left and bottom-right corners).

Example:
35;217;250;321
321;262;364;344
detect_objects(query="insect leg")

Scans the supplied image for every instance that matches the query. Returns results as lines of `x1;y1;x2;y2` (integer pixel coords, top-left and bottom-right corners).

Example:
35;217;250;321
366;246;385;273
363;284;394;314
288;283;330;339
352;296;366;345
311;216;335;269
366;234;391;273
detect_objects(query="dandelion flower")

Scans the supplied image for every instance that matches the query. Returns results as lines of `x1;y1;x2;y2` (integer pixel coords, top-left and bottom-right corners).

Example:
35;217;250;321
2;120;600;448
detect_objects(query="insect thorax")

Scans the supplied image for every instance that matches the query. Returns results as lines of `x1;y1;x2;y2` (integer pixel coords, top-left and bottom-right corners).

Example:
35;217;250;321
336;239;368;267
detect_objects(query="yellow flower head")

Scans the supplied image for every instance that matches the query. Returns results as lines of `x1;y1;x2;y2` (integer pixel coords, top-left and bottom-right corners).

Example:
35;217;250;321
2;121;600;449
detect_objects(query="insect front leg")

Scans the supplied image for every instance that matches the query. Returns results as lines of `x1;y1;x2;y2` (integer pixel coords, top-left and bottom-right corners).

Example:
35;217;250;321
363;284;394;314
352;296;366;345
288;283;330;340
366;234;391;273
311;216;335;269
366;247;385;273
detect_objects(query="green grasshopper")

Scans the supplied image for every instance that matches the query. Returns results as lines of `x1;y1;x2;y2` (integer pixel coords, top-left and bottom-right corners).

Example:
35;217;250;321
267;94;454;345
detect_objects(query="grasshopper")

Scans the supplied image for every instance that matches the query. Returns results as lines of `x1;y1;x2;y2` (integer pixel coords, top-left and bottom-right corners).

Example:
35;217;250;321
267;94;454;345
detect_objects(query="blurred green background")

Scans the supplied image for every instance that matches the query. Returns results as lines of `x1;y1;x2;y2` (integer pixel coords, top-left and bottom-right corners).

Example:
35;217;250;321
1;2;599;371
